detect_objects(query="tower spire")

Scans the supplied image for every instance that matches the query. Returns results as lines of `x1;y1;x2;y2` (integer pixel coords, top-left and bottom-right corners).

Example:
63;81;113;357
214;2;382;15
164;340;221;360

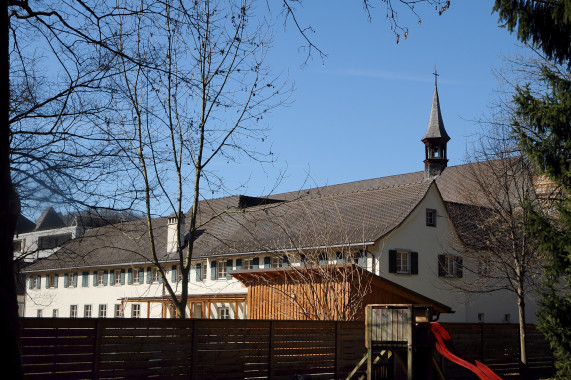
422;70;450;179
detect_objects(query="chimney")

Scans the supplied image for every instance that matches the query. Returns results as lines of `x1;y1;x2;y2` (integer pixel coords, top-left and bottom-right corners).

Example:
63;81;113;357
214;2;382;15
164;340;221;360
167;213;186;253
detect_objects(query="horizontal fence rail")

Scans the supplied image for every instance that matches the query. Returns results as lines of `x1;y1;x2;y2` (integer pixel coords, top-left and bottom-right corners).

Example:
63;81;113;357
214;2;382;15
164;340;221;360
21;319;552;379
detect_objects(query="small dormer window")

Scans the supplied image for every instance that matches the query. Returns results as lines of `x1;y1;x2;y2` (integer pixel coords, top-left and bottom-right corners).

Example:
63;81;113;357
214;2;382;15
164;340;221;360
426;209;436;227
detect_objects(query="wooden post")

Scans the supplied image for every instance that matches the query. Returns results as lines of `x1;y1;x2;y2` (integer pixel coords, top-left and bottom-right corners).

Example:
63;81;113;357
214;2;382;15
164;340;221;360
366;306;373;380
268;320;275;380
407;306;413;380
190;319;198;380
92;319;103;380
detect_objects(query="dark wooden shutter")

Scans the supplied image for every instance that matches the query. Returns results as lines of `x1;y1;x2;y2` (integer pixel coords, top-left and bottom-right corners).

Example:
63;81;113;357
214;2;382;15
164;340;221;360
54;274;59;288
236;259;242;270
139;268;144;284
226;259;233;279
93;271;97;286
196;263;202;281
146;267;151;284
411;252;418;275
438;255;445;277
388;250;397;273
456;257;463;278
121;269;126;285
264;256;271;268
109;270;115;285
171;265;177;282
64;273;69;288
211;261;217;280
128;269;133;285
252;257;259;269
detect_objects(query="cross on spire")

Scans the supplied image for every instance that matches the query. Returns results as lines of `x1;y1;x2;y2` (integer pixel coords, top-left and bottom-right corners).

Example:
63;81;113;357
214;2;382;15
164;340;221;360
433;65;439;87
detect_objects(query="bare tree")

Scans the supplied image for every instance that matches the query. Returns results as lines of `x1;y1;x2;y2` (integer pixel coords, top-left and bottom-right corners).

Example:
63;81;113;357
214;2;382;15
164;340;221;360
106;0;289;318
442;121;542;369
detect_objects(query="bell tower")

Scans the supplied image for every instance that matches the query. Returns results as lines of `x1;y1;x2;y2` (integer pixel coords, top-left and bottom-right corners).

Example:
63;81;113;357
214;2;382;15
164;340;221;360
422;68;450;179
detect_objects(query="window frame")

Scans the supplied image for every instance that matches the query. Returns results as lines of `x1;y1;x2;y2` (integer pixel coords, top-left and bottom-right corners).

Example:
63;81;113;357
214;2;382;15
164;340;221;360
70;305;78;318
84;304;92;318
396;250;410;274
52;309;58;318
99;304;107;318
426;208;437;227
218;307;230;320
114;304;123;318
438;254;463;278
131;304;141;318
217;261;227;279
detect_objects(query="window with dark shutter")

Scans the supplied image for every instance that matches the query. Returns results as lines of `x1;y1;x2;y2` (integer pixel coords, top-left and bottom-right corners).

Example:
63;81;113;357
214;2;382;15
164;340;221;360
196;263;202;281
438;254;445;277
389;250;397;273
411;252;418;275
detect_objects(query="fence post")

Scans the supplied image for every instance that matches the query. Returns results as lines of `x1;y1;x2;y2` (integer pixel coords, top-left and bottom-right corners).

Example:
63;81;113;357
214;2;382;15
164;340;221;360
93;319;103;380
335;321;341;380
480;323;484;363
268;320;275;380
190;319;198;380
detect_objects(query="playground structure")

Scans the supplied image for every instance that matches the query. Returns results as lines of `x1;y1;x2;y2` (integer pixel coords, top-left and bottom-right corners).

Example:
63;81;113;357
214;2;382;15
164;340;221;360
347;304;503;380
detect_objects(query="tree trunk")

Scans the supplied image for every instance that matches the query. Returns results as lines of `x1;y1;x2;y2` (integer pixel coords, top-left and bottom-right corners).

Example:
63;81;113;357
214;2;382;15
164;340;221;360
1;2;24;378
517;279;528;373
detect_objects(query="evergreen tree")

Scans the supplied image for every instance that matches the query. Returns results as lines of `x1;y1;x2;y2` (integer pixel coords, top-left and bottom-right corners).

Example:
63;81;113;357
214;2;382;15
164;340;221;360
494;1;571;377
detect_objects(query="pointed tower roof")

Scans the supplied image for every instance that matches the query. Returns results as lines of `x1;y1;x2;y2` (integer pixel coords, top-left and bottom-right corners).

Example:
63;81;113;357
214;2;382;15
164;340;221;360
35;207;66;231
422;82;450;142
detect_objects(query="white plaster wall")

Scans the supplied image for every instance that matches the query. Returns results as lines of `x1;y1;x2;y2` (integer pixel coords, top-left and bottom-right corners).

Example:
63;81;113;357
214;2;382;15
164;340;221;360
14;226;82;262
372;184;538;323
24;258;248;319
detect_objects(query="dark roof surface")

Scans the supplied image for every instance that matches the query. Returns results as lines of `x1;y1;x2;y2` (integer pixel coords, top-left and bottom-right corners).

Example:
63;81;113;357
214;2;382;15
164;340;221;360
34;207;65;231
422;86;450;141
25;160;501;272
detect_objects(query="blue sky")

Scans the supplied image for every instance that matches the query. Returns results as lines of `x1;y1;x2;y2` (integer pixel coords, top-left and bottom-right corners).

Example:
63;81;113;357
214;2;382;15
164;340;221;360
209;1;528;198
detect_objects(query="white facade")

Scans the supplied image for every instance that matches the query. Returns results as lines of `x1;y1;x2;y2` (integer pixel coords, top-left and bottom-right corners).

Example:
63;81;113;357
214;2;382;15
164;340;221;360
14;225;83;263
23;183;538;323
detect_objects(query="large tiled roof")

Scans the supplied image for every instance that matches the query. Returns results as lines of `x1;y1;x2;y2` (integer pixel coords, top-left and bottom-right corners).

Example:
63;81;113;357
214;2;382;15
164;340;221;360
24;160;504;272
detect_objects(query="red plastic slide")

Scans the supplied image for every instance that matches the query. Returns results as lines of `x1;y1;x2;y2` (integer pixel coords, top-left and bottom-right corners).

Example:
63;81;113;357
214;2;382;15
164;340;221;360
427;322;502;380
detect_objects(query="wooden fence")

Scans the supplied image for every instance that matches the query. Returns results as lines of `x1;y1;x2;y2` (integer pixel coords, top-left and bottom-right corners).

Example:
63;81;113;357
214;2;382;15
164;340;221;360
21;318;364;379
21;319;553;379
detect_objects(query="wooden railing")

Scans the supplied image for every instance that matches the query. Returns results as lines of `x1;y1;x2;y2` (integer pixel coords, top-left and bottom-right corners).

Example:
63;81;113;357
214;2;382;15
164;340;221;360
20;319;553;379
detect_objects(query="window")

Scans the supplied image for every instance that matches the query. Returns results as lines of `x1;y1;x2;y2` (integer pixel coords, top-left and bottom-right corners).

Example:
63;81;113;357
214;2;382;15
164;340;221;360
84;305;92;318
151;268;159;283
37;309;43;318
70;305;78;318
47;274;58;288
243;258;254;270
438;255;463;278
192;303;203;318
114;304;123;318
477;260;489;276
65;272;77;288
114;270;122;285
81;272;89;287
195;262;206;281
97;271;105;286
388;250;418;275
353;251;367;268
131;304;141;318
426;209;437;227
271;256;283;268
13;239;22;253
132;268;140;283
217;261;227;279
30;276;39;289
218;307;230;320
99;304;107;318
37;233;72;250
478;313;485;323
52;309;58;318
503;314;511;323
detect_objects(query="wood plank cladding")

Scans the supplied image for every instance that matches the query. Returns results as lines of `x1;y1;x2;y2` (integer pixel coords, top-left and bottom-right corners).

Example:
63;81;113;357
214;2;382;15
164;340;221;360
233;264;452;320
